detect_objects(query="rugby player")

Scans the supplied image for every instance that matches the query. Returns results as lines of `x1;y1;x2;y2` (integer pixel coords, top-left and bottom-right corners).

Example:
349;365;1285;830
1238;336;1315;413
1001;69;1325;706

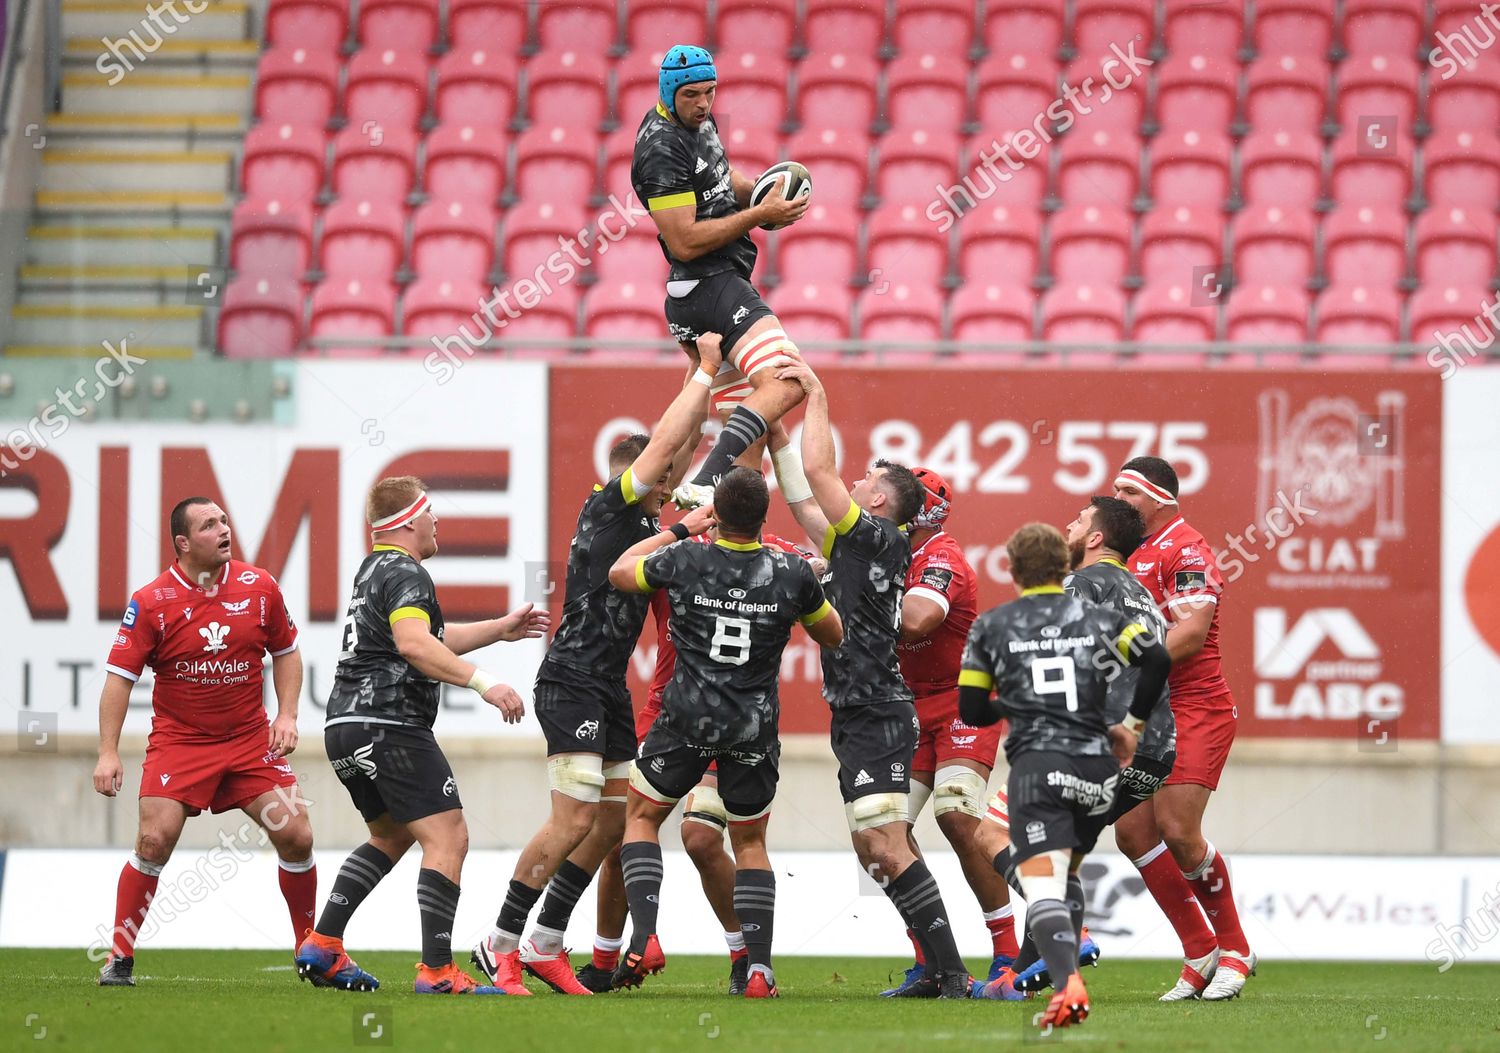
632;43;812;510
958;523;1171;1029
474;337;725;995
606;467;844;997
883;469;1019;997
296;477;544;995
95;497;312;987
1112;457;1256;1001
776;360;972;999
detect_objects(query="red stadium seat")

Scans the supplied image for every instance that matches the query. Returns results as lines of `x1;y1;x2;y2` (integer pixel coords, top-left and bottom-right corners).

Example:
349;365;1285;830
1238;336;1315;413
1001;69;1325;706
1425;130;1500;210
1323;204;1407;288
1415;206;1497;287
625;0;707;51
774;203;860;287
963;132;1052;211
231;198;314;279
502;201;587;277
875;128;961;205
1239;130;1323;209
981;0;1064;55
309;277;396;356
1164;0;1244;59
795;53;880;133
1155;55;1238;134
425;124;507;206
1232;206;1316;290
893;0;974;54
1252;0;1334;57
1150;129;1232;209
255;48;340;129
435;49;516;129
1410;284;1488;348
402;276;486;343
535;0;617;54
713;52;792;131
267;0;349;50
1138;206;1223;286
1057;128;1140;208
1048;205;1132;287
412;198;497;284
241;123;327;203
1130;282;1217;357
884;53;967;131
770;282;853;344
448;0;527;54
585;282;667;342
948;284;1036;347
319;198;406;284
345;49;429;134
1343;0;1426;57
358;0;439;50
602;127;641;202
958;203;1042;286
1062;55;1146;134
1335;54;1421;136
804;0;887;56
1226;284;1311;347
866;204;950;288
719;125;780;179
1315;284;1401;346
1427;55;1500;132
527;50;609;129
1041;283;1126;345
613;47;670;127
499;284;581;354
716;0;795;56
1073;0;1154;60
1245;55;1328;136
514;126;599;204
593;220;667;283
219;275;304;358
975;53;1058;138
858;283;944;345
785;128;870;207
1330;128;1413;208
331;125;418;202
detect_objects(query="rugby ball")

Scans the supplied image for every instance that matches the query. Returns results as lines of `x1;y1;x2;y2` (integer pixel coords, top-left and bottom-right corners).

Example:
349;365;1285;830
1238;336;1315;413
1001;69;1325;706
750;161;812;230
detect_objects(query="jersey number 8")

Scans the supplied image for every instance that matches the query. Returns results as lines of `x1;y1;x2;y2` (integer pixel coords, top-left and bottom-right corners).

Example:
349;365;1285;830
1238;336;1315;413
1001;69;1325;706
1032;655;1079;712
709;615;752;666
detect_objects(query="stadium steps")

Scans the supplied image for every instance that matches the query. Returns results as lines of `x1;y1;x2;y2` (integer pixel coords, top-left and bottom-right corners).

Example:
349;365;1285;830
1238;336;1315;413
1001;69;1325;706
61;0;252;43
61;71;252;114
8;304;206;346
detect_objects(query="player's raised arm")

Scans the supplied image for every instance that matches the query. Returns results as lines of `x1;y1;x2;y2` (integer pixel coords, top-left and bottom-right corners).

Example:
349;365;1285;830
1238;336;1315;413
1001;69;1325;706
796;562;844;649
765;419;831;542
443;603;551;654
625;334;725;495
777;360;853;527
608;504;717;592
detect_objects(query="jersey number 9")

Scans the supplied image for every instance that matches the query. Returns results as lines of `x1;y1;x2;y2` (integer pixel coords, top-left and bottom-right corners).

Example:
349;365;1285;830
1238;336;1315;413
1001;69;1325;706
709;615;752;666
1032;656;1079;712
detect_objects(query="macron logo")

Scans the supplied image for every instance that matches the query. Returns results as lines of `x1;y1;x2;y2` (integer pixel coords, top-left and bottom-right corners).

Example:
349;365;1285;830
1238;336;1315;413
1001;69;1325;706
160;774;171;786
199;621;230;653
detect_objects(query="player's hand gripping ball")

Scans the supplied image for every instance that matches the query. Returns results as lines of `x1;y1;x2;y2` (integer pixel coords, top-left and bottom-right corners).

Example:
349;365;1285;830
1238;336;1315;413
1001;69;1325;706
751;161;813;229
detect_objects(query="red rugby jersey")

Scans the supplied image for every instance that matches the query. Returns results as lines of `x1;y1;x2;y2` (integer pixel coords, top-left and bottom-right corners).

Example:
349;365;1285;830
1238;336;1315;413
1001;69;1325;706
897;530;978;697
1130;515;1230;704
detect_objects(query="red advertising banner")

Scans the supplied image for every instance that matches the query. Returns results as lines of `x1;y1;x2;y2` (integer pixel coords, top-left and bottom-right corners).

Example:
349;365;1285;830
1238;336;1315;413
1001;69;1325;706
548;367;1441;739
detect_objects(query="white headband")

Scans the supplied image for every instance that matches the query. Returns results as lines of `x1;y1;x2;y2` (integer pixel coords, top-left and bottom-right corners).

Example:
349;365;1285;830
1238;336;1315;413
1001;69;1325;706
1114;470;1177;506
370;492;430;532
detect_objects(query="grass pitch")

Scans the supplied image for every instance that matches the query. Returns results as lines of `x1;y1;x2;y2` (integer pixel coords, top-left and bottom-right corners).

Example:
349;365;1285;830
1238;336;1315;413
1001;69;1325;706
5;950;1498;1053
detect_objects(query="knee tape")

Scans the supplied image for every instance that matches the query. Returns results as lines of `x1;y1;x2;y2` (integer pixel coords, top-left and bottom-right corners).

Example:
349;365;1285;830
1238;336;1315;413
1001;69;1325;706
1018;850;1071;904
600;761;631;803
932;765;987;819
711;373;753;412
547;754;606;803
729;327;797;378
982;788;1010;830
682;783;729;830
627;762;680;807
906;780;934;822
844;791;909;833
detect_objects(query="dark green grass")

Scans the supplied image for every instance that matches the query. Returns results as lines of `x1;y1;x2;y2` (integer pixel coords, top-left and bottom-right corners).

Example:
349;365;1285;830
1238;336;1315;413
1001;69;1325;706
5;950;1499;1052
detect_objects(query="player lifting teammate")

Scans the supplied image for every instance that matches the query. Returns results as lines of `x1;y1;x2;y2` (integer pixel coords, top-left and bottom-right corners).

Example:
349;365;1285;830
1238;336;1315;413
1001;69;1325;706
959;523;1171;1029
632;44;812;510
96;498;312;986
776;360;972;999
606;467;844;997
297;477;544;995
475;338;724;995
1111;457;1256;1001
883;469;1021;998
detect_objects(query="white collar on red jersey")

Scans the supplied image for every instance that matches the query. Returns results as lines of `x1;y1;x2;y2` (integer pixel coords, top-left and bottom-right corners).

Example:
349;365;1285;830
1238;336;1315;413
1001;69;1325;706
169;561;231;592
1145;516;1187;548
911;530;947;559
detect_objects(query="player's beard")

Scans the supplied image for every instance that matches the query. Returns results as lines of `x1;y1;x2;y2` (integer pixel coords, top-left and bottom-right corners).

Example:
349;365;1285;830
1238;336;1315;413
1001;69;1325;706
1067;536;1086;570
